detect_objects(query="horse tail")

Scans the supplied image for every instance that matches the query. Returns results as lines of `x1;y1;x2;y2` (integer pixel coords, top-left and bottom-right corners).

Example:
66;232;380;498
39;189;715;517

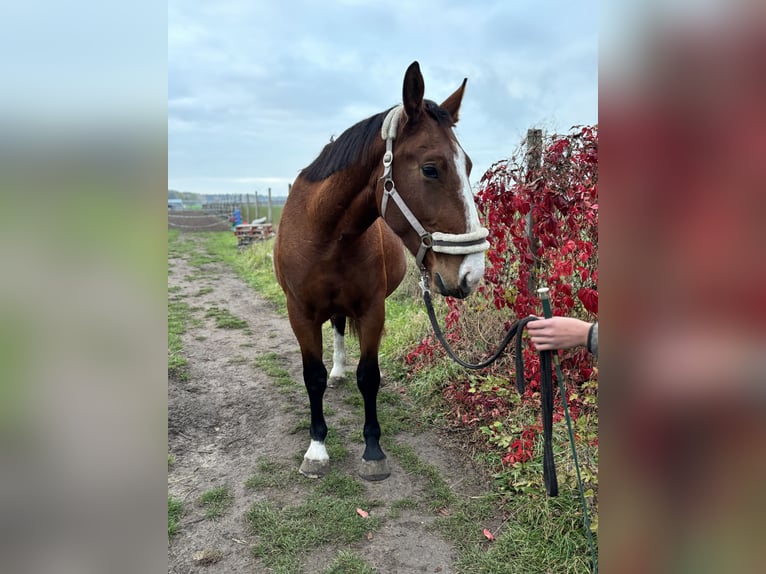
349;319;361;339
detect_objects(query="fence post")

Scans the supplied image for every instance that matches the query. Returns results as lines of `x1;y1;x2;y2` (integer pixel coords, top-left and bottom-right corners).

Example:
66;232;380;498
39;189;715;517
526;128;543;295
267;187;272;223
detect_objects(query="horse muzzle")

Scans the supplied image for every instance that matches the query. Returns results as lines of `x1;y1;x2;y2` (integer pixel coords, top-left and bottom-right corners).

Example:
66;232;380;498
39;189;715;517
434;271;472;299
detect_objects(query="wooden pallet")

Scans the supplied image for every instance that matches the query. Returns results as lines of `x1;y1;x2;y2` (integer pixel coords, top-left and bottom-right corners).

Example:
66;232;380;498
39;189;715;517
234;223;275;247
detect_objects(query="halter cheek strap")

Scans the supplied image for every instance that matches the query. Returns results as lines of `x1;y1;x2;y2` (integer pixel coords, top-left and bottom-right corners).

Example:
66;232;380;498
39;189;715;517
379;105;489;270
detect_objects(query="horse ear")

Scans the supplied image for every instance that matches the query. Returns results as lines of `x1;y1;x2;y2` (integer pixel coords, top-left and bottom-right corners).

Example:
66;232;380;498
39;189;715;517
440;78;467;124
402;61;425;123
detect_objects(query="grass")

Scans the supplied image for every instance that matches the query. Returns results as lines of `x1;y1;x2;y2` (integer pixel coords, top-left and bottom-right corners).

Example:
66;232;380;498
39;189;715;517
290;418;311;434
168;298;191;380
246;489;381;573
244;464;378;573
431;494;499;552
199;486;234;519
246;459;298;490
168;229;197;258
168;495;184;537
389;497;420;519
315;470;365;498
168;230;202;380
254;351;296;391
387;442;456;511
188;250;217;268
321;550;378;574
445;491;594;573
226;355;249;365
376;388;417;434
205;306;249;329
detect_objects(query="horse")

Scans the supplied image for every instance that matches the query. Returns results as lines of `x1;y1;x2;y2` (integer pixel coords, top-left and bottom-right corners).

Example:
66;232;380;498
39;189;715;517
273;61;489;481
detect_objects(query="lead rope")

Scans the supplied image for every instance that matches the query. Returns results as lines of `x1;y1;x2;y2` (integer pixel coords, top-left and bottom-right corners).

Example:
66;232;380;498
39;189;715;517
421;275;597;573
420;277;557;498
539;288;598;574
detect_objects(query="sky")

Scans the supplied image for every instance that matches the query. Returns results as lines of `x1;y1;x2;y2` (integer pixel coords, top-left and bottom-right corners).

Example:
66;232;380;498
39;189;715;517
168;0;598;197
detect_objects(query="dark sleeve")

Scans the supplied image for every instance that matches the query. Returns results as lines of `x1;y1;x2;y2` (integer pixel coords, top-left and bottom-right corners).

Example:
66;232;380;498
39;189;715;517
587;322;598;358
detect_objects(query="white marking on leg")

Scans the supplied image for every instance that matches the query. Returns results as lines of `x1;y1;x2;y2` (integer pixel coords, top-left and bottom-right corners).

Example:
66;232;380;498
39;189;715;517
329;329;346;379
304;439;329;462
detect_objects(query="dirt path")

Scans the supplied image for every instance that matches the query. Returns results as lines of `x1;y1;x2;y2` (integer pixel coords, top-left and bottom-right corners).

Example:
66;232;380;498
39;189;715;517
168;234;491;574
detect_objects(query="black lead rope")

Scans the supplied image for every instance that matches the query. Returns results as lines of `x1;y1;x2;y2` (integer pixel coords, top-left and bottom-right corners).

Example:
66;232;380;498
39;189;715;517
423;286;598;573
539;349;559;497
422;289;559;497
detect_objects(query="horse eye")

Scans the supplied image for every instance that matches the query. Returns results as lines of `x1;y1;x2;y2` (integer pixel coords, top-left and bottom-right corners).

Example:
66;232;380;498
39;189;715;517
421;165;439;179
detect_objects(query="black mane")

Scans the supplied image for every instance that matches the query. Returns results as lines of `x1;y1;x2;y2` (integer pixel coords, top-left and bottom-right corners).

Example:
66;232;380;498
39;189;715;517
300;100;454;182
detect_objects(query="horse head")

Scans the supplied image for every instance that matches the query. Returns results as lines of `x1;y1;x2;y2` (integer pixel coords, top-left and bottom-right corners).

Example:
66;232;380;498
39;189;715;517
377;61;488;299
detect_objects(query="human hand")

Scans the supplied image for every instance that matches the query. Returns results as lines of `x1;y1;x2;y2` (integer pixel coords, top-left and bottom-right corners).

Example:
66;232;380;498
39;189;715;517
527;316;592;351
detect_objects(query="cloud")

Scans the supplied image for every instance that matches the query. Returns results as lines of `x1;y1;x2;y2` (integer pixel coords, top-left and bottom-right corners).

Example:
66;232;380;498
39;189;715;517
168;0;598;195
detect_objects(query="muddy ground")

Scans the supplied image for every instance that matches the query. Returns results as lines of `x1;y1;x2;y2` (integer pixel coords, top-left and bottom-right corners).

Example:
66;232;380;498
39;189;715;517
167;232;494;573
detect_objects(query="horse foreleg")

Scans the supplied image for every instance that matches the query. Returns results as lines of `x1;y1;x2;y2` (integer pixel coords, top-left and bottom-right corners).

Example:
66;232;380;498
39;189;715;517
329;314;346;385
289;310;330;478
299;355;330;478
356;308;390;481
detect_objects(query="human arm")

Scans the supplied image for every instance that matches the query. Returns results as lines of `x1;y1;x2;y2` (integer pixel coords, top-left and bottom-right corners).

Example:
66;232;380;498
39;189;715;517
527;317;598;356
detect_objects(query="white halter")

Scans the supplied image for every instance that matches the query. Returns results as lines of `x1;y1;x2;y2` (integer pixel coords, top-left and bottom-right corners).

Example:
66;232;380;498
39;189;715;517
379;105;489;270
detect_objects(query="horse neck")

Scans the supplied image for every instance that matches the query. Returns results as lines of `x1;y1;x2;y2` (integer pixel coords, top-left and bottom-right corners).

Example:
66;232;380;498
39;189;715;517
307;151;384;239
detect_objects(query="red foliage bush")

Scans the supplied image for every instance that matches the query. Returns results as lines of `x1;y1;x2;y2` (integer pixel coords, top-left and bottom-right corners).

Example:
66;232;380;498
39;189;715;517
408;125;599;467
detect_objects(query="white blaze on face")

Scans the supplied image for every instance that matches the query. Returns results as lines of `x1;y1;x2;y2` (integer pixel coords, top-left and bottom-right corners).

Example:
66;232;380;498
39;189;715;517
453;144;486;291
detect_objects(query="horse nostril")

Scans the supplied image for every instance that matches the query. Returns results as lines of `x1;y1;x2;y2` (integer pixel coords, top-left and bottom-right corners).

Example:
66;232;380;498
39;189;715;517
460;275;470;296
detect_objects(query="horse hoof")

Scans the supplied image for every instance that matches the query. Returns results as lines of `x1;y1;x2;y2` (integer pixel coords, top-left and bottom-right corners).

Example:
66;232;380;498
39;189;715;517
299;458;330;478
328;376;345;389
359;458;391;481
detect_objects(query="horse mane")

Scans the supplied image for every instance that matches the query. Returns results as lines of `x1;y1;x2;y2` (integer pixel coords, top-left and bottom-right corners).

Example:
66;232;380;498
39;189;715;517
300;100;454;183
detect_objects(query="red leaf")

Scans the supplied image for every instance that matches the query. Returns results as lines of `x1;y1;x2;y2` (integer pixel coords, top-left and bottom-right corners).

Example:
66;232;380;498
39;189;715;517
356;508;369;518
483;528;495;541
577;287;599;314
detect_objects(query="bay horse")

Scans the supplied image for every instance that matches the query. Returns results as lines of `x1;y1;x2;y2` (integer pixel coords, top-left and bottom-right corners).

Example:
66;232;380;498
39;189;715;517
273;61;489;481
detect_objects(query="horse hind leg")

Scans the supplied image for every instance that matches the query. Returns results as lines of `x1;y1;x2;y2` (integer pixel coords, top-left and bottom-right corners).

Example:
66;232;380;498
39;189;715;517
328;314;346;387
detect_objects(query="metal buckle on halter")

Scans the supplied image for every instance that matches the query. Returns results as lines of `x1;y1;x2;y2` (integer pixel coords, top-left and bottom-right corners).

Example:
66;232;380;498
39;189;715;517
418;268;431;295
381;179;395;218
415;232;433;270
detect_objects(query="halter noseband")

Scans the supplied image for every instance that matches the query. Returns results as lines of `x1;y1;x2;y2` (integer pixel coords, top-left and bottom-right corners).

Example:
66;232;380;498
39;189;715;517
379;105;490;271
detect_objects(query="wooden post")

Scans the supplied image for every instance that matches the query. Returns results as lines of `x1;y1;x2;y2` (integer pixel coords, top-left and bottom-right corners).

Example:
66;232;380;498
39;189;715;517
255;191;259;220
526;129;543;295
267;187;272;223
245;193;251;223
